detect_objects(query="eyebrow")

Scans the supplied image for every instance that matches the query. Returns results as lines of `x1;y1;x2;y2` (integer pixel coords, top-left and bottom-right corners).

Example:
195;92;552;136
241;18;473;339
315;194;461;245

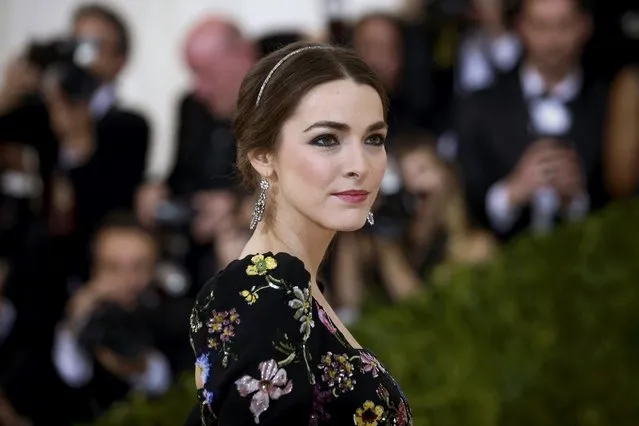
303;120;387;133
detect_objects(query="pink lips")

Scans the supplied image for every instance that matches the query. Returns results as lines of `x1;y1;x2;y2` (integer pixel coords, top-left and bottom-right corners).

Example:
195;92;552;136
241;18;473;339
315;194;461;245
333;190;369;204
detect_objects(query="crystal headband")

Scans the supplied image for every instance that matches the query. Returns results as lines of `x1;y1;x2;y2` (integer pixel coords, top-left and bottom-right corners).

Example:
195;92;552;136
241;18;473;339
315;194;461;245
255;45;332;107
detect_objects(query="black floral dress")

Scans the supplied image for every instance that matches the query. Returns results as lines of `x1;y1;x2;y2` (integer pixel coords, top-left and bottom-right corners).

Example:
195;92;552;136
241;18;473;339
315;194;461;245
189;252;412;425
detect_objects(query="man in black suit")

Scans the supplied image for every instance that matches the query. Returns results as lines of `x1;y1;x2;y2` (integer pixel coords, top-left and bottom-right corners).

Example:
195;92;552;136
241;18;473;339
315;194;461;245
136;17;256;290
456;0;609;241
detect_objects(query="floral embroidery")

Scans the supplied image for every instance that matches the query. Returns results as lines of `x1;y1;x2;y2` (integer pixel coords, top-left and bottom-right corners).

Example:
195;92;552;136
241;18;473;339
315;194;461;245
396;400;409;426
354;400;385;426
318;352;356;396
288;286;314;337
190;307;203;334
207;308;241;367
235;359;293;424
377;385;411;426
246;254;278;276
317;305;336;334
238;253;316;384
200;388;215;407
309;384;332;426
240;288;259;304
359;351;386;378
195;353;211;386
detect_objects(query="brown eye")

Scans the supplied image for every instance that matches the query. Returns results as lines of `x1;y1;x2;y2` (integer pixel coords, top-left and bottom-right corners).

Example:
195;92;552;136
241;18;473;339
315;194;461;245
366;134;385;146
310;134;338;147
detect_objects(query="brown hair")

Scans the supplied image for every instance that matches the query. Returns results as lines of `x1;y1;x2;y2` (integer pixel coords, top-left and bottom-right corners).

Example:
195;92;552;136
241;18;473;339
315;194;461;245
73;3;131;58
233;41;389;191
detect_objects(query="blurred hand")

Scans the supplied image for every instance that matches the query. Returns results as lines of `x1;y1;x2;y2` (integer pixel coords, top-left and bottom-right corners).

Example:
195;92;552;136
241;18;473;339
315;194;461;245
505;139;561;206
191;190;236;243
95;347;147;379
44;81;94;164
66;285;104;330
65;280;127;332
0;56;40;112
551;147;585;202
135;182;169;228
0;391;32;426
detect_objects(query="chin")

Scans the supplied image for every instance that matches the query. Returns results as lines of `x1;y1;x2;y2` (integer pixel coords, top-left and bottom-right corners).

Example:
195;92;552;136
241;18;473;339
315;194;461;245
320;210;369;232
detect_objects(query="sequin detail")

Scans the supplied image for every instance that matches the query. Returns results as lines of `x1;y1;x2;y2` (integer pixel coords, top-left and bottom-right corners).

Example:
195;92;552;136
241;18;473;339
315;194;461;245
318;352;356;396
235;359;293;423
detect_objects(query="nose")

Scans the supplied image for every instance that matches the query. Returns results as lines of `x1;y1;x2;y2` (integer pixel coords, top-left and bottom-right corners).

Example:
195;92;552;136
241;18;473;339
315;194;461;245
343;141;370;180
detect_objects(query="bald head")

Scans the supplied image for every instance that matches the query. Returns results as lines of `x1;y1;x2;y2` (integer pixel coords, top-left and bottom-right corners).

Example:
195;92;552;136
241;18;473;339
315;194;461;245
183;17;255;118
185;17;243;61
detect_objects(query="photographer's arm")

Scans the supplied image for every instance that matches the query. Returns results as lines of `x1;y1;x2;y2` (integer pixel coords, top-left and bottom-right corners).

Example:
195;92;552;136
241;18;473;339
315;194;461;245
0;58;40;115
126;350;172;395
52;324;94;387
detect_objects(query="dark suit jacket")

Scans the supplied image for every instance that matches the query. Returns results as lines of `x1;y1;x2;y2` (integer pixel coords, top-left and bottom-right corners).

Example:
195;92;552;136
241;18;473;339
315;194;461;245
0;98;149;278
455;69;610;240
167;93;238;197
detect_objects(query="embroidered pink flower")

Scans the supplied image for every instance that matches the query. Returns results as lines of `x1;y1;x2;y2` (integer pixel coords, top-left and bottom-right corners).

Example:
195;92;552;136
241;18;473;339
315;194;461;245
317;306;337;334
235;359;293;423
359;351;386;378
397;400;409;426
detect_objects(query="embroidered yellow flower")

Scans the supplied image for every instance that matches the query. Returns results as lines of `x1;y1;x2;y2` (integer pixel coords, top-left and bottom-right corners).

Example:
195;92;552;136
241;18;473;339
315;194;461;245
240;289;258;305
354;400;384;426
246;254;278;276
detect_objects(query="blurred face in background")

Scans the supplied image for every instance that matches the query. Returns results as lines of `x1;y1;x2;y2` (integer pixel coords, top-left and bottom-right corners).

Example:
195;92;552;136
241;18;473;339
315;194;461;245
92;227;157;304
518;0;591;76
352;16;403;92
185;26;254;119
73;13;125;83
398;145;446;197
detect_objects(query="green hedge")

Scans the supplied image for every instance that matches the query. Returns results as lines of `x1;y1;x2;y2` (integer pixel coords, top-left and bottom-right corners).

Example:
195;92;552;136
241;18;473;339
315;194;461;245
91;199;639;425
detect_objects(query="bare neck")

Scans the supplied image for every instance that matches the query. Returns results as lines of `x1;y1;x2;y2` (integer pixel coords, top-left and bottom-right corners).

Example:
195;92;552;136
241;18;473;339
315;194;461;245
241;216;335;285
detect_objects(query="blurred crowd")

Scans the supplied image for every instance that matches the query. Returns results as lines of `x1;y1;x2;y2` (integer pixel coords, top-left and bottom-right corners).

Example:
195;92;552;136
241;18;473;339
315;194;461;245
0;0;637;424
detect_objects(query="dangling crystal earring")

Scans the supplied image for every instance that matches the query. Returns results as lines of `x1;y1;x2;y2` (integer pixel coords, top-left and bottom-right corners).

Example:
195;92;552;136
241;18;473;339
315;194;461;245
366;211;374;226
250;178;270;230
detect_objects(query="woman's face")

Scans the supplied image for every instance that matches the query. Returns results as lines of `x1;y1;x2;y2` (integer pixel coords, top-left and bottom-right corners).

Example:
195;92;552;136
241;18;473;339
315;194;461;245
269;79;387;232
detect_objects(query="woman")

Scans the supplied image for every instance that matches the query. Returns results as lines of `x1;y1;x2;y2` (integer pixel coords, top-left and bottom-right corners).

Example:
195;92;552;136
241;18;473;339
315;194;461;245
604;65;639;197
187;42;413;425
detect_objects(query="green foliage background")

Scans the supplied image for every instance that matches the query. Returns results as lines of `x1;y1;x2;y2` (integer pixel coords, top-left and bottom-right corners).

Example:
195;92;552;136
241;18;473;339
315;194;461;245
90;200;639;425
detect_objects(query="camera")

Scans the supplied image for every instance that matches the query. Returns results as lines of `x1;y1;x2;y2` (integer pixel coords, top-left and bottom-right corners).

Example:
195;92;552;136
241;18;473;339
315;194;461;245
77;302;155;361
26;37;101;101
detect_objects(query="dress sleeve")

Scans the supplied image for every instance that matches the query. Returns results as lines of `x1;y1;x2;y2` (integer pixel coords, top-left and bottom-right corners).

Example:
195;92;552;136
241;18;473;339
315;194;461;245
189;254;318;425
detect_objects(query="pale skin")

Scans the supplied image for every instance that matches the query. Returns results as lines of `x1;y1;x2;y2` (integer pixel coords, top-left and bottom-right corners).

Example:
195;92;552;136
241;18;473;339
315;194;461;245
242;79;387;351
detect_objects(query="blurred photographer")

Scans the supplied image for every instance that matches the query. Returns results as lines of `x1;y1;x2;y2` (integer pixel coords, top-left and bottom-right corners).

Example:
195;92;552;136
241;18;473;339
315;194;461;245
136;17;255;291
0;3;149;283
456;0;609;241
52;214;176;423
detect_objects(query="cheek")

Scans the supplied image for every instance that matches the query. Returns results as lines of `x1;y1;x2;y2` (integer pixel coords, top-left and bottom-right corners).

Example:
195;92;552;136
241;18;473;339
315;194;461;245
288;153;336;190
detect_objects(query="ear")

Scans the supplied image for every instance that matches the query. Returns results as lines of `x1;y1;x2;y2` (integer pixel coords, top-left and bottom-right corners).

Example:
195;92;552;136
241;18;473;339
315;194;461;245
248;149;274;180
